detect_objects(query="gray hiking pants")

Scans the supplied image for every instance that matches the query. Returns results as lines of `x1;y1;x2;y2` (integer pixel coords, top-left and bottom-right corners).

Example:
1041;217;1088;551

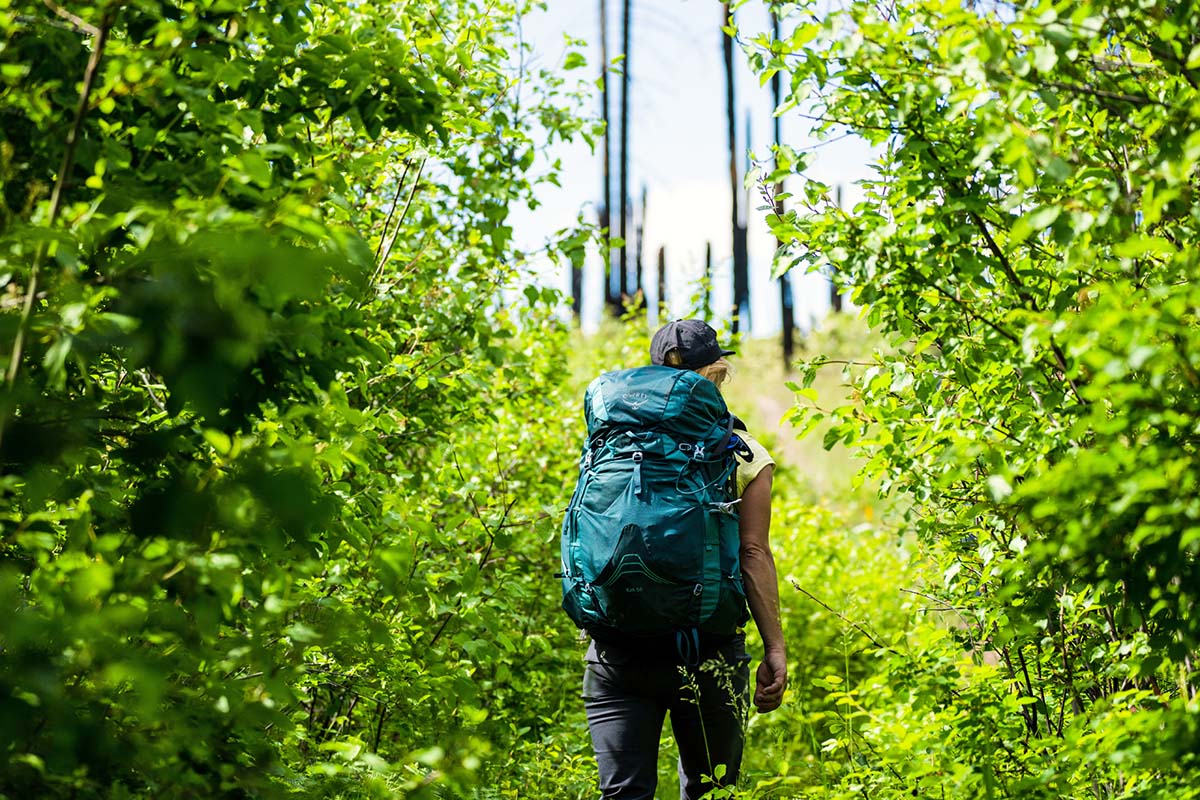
582;635;750;799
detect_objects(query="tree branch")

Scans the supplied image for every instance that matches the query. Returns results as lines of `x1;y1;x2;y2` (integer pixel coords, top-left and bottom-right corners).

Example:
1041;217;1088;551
3;8;116;447
790;580;902;655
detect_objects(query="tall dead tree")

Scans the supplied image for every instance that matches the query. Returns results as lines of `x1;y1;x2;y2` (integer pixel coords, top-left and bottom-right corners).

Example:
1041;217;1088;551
571;253;583;317
635;184;646;306
618;0;633;305
657;245;667;319
600;0;619;314
703;241;714;321
831;184;844;312
772;9;795;367
723;2;749;333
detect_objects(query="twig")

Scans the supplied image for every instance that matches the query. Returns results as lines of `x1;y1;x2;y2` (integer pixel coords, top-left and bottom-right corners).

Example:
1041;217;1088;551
373;703;389;752
426;451;517;649
790;580;901;655
138;370;168;413
374;159;413;263
899;587;978;643
1039;78;1166;108
372;159;425;285
42;0;100;35
1016;645;1039;736
3;7;116;449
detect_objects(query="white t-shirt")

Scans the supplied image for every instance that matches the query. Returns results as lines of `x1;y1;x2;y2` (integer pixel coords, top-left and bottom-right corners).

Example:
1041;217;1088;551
733;429;775;496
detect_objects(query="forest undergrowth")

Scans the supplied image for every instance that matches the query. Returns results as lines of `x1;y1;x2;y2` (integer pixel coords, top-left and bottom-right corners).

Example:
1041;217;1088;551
4;0;1200;797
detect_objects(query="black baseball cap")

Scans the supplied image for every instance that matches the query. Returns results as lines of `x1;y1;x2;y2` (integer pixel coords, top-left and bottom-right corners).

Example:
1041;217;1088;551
650;319;735;369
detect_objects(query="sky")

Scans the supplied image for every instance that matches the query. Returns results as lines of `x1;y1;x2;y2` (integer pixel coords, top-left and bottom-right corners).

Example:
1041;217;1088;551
507;0;878;337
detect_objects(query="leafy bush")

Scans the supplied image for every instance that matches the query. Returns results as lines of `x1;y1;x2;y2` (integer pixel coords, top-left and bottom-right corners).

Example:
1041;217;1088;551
738;0;1200;796
0;1;595;797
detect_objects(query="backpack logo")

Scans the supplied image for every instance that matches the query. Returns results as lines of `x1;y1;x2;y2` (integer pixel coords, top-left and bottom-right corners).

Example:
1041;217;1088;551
623;391;652;410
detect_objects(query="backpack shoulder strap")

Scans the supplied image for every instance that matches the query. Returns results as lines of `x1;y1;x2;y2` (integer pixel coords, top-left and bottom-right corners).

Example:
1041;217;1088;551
714;414;735;454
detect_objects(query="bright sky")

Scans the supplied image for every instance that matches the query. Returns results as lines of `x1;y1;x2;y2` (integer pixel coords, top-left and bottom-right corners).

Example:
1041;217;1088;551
508;0;877;337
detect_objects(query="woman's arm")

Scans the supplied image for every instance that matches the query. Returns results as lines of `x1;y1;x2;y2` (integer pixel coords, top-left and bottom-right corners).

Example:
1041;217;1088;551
738;465;787;713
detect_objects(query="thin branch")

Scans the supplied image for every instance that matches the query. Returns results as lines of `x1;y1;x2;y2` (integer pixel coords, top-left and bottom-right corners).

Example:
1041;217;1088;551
790;580;902;655
965;208;1029;305
374;159;413;263
1016;645;1039;736
3;8;115;447
899;587;978;643
1040;78;1168;109
42;0;100;35
138;370;168;414
929;281;1021;346
372;703;389;752
371;159;426;287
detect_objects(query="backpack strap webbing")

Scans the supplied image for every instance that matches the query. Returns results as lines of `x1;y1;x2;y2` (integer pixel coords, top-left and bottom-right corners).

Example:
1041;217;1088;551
675;628;701;667
714;414;735;455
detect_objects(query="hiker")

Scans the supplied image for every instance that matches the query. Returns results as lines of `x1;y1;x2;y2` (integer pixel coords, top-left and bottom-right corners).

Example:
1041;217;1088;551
562;319;787;799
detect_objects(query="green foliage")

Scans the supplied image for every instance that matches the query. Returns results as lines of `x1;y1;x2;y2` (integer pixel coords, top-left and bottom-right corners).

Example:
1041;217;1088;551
742;0;1200;796
0;1;597;797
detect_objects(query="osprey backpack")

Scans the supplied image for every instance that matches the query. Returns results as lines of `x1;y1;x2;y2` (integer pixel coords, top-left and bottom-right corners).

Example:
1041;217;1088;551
559;365;749;643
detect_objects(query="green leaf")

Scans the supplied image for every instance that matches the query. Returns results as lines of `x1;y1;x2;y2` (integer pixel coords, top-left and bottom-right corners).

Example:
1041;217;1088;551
1113;235;1177;258
1010;206;1060;244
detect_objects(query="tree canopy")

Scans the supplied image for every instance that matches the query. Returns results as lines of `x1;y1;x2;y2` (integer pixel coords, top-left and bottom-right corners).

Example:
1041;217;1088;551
4;0;1200;797
1;1;595;796
747;0;1200;795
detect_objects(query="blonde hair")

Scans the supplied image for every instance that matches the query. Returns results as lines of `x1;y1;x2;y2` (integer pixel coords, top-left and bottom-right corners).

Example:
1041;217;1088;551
663;350;732;388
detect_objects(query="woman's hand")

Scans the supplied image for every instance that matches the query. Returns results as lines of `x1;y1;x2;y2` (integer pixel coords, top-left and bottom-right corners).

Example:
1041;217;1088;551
754;649;787;713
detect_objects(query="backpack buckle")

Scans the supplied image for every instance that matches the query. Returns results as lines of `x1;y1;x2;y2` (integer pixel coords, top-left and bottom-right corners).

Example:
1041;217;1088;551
711;498;741;515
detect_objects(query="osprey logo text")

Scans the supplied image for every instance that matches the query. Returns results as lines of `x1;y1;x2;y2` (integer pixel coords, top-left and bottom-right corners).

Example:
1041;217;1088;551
623;391;652;410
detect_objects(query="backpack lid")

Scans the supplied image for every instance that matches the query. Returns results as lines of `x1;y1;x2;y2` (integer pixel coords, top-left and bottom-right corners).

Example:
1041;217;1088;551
584;365;731;449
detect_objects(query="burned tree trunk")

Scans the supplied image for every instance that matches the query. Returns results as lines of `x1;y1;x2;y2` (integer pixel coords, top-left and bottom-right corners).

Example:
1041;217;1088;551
703;241;714;321
772;9;795;367
657;245;667;319
600;0;619;314
831;184;844;313
618;0;633;307
635;184;646;306
723;2;749;333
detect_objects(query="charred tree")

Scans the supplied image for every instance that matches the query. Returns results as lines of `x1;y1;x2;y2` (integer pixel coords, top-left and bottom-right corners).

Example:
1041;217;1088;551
600;0;619;314
723;2;749;333
618;0;632;305
635;184;646;304
772;9;795;367
831;184;844;313
703;241;714;321
657;245;667;319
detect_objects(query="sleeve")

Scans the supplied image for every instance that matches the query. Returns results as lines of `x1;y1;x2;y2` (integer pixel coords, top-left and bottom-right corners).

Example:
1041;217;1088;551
733;430;775;497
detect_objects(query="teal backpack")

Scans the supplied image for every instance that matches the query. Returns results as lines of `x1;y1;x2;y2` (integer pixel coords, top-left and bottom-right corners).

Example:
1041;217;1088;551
560;365;749;649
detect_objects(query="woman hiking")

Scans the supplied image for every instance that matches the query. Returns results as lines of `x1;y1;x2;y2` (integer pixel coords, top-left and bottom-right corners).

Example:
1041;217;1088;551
567;319;787;799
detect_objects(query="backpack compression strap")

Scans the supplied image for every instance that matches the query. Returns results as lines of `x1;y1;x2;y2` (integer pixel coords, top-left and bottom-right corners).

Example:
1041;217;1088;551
714;414;735;455
676;628;701;667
